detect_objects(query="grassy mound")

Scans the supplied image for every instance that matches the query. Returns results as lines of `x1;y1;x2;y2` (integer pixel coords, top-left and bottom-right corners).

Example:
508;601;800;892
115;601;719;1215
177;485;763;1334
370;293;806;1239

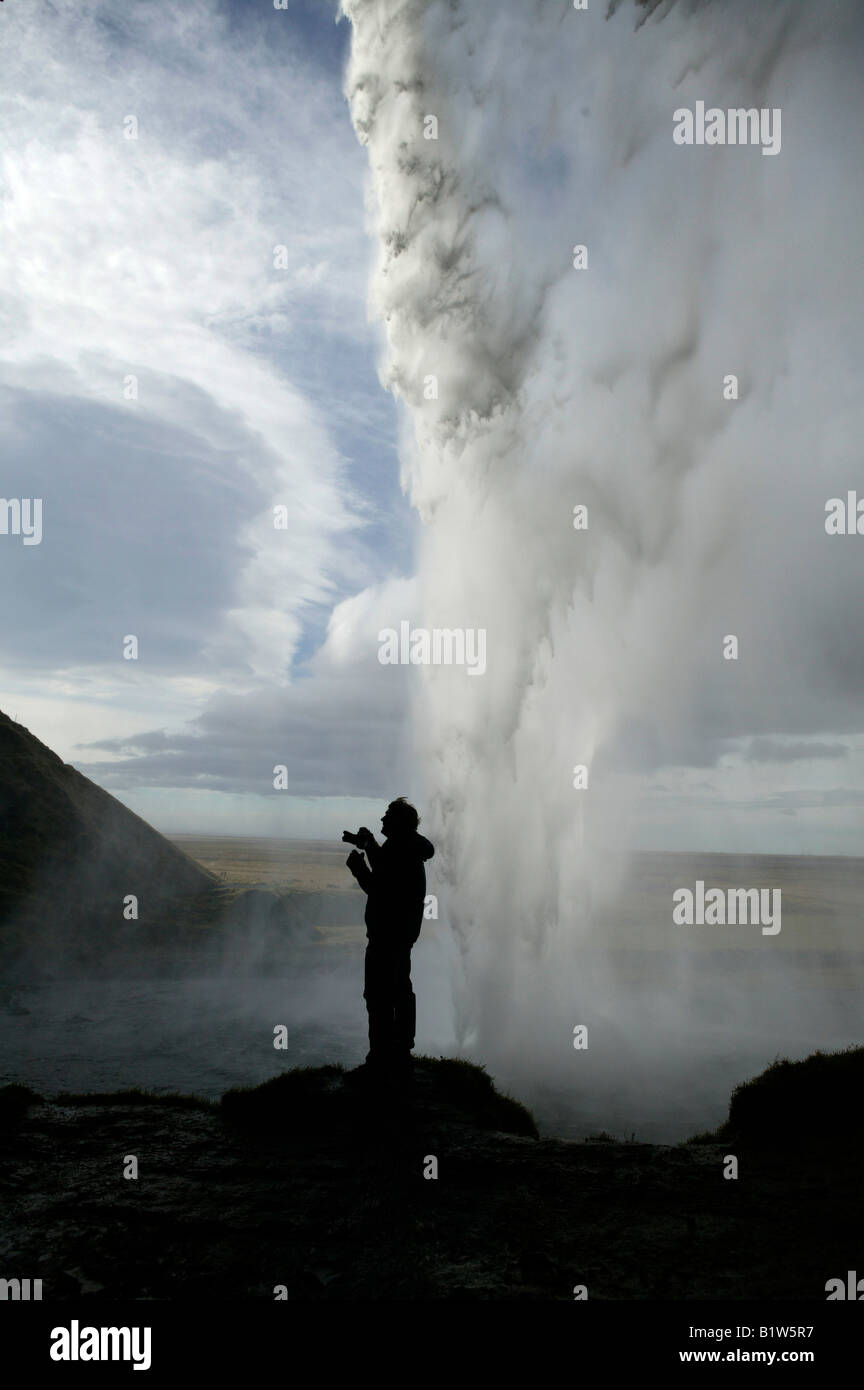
0;1083;41;1126
220;1057;538;1139
713;1045;864;1146
221;1065;347;1133
412;1056;538;1137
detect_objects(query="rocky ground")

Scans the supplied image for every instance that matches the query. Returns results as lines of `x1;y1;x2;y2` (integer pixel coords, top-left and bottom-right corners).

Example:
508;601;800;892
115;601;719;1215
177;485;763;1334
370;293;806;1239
1;1056;860;1300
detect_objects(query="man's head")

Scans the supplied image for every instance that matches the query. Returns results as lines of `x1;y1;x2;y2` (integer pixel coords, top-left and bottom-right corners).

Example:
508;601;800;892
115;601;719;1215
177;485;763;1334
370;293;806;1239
381;797;420;838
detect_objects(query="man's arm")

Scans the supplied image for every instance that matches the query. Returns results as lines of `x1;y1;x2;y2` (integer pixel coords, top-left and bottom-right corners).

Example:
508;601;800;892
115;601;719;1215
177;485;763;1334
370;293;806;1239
346;849;374;894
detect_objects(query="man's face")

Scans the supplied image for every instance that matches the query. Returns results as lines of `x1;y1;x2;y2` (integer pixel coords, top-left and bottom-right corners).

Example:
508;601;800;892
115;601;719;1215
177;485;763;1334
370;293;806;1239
381;806;398;837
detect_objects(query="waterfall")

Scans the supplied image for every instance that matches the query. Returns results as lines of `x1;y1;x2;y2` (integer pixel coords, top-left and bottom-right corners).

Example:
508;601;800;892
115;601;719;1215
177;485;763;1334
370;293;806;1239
341;0;864;1132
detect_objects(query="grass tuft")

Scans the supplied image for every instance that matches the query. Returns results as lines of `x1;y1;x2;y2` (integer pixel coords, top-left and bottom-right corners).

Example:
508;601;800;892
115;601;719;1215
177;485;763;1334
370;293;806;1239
53;1087;216;1113
0;1083;41;1125
689;1045;864;1146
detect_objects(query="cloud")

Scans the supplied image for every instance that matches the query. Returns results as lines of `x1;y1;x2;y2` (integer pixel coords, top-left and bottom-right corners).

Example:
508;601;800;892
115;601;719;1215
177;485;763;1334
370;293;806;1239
76;576;419;799
0;0;379;685
0;0;419;814
744;738;850;764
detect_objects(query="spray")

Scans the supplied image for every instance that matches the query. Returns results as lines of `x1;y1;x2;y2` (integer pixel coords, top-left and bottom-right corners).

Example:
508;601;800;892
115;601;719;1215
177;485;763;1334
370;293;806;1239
342;0;864;1135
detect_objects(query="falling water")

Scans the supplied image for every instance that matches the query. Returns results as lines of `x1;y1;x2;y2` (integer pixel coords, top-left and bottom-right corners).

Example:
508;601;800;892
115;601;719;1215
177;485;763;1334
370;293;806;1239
342;0;864;1135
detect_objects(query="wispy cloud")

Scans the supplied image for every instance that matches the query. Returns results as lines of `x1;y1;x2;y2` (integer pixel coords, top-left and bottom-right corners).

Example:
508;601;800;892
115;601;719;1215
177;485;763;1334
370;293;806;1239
0;0;411;822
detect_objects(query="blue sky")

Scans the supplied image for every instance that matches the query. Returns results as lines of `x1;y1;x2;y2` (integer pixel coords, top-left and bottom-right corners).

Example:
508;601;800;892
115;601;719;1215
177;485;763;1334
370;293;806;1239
0;0;418;837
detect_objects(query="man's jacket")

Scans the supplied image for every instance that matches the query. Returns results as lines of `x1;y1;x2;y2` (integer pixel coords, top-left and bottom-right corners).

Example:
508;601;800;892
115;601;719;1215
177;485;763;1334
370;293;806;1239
351;830;435;945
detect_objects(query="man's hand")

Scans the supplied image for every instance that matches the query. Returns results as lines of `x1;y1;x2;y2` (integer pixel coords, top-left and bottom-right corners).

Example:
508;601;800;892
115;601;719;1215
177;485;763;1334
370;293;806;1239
355;826;375;851
346;849;365;878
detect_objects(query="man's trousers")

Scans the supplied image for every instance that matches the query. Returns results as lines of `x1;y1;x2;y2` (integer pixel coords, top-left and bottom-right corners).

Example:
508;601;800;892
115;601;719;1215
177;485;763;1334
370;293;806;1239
363;938;416;1063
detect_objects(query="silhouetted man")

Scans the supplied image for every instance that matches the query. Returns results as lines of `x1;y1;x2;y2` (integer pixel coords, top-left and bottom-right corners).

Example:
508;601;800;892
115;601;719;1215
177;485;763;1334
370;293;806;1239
345;798;434;1076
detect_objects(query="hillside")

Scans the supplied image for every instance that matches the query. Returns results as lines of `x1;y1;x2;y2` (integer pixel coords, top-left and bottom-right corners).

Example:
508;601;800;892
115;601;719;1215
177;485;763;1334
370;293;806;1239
0;710;218;969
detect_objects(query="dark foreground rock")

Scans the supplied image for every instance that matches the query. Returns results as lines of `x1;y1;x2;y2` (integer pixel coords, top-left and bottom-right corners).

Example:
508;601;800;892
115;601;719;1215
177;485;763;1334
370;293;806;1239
1;1054;862;1300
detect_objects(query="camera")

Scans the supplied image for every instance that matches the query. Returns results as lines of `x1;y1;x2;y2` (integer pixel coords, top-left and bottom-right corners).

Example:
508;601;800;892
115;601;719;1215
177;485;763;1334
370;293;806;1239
342;830;361;846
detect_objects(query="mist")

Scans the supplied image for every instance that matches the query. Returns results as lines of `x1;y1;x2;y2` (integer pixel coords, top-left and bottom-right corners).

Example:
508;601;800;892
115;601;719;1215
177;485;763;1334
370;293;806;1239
341;0;864;1131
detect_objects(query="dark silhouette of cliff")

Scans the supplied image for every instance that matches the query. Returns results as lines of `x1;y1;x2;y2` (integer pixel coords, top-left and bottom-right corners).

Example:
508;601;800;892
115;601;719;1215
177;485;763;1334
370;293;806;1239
0;710;219;970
